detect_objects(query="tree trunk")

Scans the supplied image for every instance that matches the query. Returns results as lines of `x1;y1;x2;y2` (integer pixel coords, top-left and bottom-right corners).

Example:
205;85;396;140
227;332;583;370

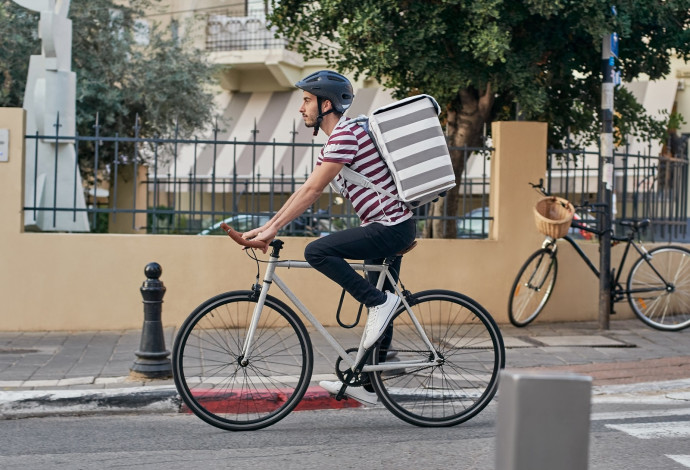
424;83;494;238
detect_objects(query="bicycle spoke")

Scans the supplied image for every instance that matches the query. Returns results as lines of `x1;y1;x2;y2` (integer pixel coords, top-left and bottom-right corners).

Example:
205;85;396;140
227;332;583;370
628;247;690;331
509;249;557;327
172;292;313;431
371;290;504;427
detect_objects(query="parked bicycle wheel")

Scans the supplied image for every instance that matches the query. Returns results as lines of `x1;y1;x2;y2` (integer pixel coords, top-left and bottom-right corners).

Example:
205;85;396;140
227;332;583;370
508;247;558;327
172;291;313;431
627;246;690;331
368;290;505;427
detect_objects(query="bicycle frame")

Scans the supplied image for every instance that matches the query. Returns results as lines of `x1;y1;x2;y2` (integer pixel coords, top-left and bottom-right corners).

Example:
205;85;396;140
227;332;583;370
549;229;670;302
240;251;442;376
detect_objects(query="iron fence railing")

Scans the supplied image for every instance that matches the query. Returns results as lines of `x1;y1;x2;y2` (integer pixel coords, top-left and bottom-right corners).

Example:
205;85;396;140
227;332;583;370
205;13;288;52
23;118;493;238
23;116;688;241
545;138;689;242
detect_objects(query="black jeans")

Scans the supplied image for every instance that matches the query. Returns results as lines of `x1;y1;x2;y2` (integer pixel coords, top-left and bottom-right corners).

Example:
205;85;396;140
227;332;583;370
304;218;416;308
305;219;415;390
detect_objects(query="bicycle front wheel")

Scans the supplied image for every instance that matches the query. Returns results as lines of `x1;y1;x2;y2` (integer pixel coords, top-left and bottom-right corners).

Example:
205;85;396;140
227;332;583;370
369;290;505;427
508;248;558;327
627;246;690;331
172;291;313;431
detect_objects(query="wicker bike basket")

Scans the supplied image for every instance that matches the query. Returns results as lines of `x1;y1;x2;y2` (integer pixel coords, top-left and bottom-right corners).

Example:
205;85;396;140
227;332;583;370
533;196;575;239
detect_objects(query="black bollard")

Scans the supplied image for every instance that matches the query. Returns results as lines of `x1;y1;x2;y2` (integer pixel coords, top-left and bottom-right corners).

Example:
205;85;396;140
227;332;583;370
130;262;173;379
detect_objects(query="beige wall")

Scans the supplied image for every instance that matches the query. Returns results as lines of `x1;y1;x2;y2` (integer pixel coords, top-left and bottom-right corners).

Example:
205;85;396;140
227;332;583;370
0;108;644;331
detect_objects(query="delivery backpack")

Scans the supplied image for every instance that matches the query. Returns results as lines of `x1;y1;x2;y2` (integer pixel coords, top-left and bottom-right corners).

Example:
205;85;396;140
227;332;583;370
336;94;456;208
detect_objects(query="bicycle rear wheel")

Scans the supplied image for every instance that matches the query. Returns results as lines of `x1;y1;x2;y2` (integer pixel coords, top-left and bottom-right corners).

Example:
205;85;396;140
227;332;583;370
508;247;558;327
627;246;690;331
369;290;505;427
172;291;313;431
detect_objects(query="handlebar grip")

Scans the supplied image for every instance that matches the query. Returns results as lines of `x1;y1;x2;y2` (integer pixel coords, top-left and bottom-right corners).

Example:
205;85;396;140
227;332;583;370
220;223;269;251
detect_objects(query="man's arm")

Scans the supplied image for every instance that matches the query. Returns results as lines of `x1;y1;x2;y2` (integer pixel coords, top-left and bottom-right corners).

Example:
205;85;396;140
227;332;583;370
244;161;344;244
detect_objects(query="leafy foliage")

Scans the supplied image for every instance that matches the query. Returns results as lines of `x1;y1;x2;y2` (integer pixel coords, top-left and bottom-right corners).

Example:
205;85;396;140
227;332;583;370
0;1;39;107
269;0;690;147
0;0;217;163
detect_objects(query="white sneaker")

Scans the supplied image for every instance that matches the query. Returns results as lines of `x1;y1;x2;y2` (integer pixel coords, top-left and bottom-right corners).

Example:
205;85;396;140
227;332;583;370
363;292;400;349
319;380;378;406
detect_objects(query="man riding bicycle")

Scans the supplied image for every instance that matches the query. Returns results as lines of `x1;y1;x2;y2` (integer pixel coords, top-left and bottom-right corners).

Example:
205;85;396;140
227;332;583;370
242;70;416;405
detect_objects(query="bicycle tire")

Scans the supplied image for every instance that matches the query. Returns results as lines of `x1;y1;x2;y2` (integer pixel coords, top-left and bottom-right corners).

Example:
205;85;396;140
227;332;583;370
627;245;690;331
172;291;313;431
508;248;558;327
368;290;505;427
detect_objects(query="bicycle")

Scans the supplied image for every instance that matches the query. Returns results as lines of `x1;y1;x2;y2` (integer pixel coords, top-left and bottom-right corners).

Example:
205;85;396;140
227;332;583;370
508;181;690;331
172;224;505;431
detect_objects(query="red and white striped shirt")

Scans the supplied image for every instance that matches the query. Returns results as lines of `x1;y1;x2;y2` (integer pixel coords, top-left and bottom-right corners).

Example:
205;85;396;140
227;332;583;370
317;116;412;226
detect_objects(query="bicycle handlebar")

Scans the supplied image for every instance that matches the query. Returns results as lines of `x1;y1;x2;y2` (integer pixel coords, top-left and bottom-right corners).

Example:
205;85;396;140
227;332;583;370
220;223;269;251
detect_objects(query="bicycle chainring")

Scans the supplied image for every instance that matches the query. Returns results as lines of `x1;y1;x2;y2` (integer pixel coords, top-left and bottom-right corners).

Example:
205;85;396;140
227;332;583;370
335;348;369;386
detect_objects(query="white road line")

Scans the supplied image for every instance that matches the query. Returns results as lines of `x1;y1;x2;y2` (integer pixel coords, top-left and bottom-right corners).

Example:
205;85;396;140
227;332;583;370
605;422;690;439
667;455;690;468
592;407;690;421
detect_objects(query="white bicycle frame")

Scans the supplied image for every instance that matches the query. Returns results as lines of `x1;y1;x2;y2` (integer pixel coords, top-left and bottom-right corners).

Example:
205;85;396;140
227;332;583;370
240;253;443;374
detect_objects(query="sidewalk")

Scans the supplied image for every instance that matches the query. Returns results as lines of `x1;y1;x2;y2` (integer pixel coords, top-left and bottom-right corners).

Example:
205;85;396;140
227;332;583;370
1;319;689;418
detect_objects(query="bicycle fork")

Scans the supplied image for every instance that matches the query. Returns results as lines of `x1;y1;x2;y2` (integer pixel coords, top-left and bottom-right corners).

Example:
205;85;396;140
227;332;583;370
238;255;278;366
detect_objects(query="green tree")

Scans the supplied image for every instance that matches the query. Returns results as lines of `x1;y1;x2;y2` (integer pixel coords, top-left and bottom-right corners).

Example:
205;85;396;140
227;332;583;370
269;0;690;237
0;1;39;107
0;0;217;167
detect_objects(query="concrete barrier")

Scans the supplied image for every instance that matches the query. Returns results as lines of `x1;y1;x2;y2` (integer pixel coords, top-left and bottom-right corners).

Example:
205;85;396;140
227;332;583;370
496;370;592;470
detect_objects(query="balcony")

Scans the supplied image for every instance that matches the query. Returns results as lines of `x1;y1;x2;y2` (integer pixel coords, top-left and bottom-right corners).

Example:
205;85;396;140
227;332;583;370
205;14;288;52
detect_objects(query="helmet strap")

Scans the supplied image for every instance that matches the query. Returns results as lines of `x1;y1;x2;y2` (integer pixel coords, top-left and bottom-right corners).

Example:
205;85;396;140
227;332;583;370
313;97;335;136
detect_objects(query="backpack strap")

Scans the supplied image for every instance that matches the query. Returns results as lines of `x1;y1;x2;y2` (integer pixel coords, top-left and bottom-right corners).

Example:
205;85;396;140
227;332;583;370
330;115;414;207
338;166;400;201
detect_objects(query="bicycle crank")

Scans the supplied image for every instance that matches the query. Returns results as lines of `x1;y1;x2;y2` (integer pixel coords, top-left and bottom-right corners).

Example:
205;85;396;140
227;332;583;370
335;348;369;386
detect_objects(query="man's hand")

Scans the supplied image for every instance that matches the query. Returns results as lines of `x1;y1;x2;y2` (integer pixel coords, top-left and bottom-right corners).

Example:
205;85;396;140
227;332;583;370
242;224;269;241
241;225;277;254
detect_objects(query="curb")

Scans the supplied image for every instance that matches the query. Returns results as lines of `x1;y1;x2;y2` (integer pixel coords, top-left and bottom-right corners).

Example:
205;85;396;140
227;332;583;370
2;379;689;420
0;386;180;419
0;386;362;420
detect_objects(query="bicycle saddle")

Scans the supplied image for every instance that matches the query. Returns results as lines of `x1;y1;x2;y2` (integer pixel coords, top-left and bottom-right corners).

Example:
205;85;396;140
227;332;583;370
397;241;418;256
619;219;650;230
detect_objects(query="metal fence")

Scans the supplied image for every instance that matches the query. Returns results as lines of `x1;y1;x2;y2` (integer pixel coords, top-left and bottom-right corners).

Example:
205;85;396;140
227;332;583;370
545;136;689;242
23;117;689;241
23;118;493;238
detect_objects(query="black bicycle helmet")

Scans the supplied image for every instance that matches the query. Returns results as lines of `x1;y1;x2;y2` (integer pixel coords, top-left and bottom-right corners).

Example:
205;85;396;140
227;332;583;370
295;70;354;136
295;70;354;113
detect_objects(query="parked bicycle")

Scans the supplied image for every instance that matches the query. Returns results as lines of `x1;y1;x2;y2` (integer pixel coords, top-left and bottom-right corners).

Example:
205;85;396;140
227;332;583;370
172;224;505;431
508;181;690;331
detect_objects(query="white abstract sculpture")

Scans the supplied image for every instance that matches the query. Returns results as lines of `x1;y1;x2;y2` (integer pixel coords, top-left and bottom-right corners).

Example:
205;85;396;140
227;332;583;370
15;0;90;231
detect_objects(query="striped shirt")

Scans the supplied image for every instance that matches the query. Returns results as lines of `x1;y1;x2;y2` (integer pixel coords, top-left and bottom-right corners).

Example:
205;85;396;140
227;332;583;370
317;116;412;226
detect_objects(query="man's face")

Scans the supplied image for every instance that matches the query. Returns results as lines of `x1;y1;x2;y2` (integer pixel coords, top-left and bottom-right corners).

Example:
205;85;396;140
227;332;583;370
299;91;330;128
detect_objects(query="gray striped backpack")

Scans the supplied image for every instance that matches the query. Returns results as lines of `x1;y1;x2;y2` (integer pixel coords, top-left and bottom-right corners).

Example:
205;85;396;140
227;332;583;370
337;94;456;208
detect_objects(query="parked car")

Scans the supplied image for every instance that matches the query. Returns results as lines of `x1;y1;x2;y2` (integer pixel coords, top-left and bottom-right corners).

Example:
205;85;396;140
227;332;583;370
456;206;490;238
198;214;271;236
569;211;597;240
198;211;343;237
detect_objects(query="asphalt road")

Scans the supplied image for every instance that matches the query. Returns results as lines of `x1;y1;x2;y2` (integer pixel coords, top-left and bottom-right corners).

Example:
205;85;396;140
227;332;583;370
1;391;689;470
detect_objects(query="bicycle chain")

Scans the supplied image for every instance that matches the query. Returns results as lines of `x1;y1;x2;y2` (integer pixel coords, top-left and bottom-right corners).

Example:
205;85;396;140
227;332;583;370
335;349;438;385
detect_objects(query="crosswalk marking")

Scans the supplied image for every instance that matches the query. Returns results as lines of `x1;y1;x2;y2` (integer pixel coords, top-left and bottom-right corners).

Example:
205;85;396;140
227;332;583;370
592;407;690;421
667;455;690;468
605;422;690;439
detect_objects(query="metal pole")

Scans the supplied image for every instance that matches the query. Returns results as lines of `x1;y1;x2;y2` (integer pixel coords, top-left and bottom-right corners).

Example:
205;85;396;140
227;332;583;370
130;262;172;379
598;17;618;330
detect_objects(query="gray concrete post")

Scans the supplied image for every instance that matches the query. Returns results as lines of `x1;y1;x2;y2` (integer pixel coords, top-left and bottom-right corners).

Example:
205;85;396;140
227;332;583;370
496;370;592;470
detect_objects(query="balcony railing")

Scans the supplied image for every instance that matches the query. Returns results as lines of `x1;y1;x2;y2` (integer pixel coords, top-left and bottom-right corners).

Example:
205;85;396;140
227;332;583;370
205;14;287;52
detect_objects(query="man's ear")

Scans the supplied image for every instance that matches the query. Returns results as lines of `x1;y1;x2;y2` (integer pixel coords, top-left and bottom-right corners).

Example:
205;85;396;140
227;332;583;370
322;99;333;112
